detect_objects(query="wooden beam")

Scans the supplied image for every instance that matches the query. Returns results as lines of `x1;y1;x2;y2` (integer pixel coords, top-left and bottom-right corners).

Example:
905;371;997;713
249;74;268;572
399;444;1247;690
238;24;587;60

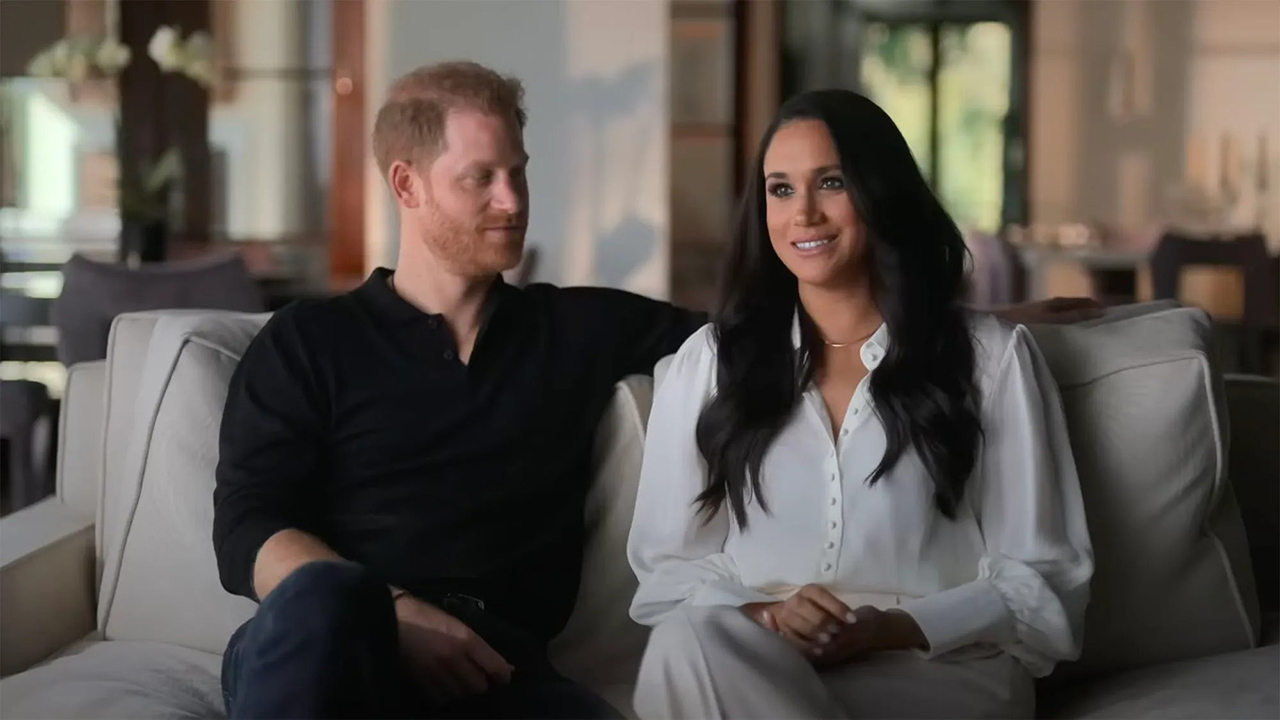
736;0;782;190
329;0;366;284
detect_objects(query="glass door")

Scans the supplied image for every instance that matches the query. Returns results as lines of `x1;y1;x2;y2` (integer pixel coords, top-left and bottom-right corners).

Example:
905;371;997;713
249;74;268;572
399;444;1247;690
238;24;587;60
859;19;1015;234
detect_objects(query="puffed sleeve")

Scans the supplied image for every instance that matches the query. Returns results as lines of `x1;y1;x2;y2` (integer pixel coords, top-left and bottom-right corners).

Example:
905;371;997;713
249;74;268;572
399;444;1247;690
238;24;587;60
897;325;1094;676
627;325;775;626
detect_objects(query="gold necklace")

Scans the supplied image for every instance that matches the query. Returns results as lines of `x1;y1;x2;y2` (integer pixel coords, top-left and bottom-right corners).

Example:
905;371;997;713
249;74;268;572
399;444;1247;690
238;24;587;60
822;328;877;348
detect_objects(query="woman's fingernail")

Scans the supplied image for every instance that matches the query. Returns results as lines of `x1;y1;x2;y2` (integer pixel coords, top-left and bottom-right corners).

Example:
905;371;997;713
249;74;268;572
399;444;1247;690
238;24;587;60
818;632;830;644
845;612;857;623
812;647;824;656
827;624;840;635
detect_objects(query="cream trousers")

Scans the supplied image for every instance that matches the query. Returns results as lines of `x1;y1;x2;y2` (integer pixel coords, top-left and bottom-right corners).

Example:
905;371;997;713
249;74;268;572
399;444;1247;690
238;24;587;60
634;605;1034;720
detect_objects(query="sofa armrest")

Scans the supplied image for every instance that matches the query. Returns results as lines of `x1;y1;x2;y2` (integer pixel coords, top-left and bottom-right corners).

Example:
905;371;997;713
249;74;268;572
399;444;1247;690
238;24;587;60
0;498;96;678
57;360;105;521
1224;374;1279;614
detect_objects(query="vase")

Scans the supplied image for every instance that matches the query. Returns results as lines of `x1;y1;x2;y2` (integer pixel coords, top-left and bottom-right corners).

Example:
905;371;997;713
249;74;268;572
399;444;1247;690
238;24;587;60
119;220;168;266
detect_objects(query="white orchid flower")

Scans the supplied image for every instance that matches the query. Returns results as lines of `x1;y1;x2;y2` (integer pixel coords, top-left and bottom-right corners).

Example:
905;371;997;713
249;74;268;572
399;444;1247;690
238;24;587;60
184;58;215;88
95;37;132;75
26;50;55;77
65;53;91;82
183;30;213;64
148;25;184;72
50;39;73;75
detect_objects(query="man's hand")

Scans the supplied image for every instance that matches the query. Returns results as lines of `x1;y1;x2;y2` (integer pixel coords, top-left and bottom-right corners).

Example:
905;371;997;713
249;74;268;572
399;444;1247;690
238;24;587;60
742;585;854;658
994;297;1103;325
395;595;514;703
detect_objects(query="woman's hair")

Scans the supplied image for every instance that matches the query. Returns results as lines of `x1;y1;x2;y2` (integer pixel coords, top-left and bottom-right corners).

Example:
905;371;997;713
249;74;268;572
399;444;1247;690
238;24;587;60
695;89;981;527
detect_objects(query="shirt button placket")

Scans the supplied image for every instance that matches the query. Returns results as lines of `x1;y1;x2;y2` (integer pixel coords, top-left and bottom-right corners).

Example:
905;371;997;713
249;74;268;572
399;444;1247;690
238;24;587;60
824;453;842;580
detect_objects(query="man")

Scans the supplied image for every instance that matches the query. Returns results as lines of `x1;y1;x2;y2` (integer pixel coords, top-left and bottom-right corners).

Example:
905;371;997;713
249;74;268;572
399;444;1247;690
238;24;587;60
213;61;1099;719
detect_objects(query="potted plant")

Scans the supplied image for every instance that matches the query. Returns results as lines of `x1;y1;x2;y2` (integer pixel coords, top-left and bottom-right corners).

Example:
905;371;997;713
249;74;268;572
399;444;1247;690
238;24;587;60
27;26;214;265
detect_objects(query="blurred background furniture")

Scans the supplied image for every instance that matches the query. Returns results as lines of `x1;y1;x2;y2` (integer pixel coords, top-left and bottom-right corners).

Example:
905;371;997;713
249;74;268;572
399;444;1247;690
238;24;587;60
0;379;55;515
51;252;266;367
0;289;55;363
964;230;1026;308
1148;233;1278;375
0;291;58;514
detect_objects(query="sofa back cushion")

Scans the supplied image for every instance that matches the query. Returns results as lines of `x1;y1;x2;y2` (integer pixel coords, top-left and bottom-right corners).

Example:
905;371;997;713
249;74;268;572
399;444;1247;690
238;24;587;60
98;313;267;649
549;374;653;689
1028;307;1258;677
97;311;657;682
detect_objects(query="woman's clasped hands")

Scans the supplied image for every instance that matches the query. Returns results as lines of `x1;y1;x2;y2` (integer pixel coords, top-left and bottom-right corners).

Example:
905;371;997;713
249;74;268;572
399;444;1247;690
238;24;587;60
743;584;929;667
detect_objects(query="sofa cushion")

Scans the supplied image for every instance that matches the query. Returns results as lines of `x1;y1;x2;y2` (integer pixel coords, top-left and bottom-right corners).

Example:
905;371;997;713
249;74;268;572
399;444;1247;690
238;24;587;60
98;313;268;652
0;639;224;719
1040;643;1280;719
1028;308;1258;677
550;374;653;695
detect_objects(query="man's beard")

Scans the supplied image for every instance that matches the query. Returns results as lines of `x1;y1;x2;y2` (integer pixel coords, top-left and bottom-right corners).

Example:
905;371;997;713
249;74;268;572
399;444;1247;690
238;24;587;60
419;197;524;276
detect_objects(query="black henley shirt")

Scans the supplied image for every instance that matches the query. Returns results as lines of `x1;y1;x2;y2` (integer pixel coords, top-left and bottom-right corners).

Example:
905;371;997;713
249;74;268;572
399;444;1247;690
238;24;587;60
212;267;705;641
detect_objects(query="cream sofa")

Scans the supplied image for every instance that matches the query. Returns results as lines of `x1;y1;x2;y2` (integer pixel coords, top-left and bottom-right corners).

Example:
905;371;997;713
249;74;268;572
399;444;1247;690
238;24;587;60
1;306;1276;718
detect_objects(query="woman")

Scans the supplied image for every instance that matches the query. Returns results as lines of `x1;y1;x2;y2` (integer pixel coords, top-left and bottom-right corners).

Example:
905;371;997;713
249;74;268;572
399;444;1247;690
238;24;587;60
626;89;1093;719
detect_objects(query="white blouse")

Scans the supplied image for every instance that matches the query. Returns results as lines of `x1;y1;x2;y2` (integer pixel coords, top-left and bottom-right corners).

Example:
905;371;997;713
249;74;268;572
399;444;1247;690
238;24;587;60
627;313;1094;677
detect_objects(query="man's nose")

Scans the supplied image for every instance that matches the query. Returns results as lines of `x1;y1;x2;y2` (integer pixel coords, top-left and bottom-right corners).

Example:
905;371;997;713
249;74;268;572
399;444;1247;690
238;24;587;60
491;178;524;215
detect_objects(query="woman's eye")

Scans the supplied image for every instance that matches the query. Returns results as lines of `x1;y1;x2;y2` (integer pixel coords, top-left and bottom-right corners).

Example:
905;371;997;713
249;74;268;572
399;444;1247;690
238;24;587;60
767;183;793;198
819;176;845;190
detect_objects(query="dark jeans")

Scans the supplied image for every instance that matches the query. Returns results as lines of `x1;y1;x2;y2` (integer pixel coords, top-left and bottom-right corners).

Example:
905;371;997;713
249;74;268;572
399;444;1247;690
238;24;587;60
221;560;621;719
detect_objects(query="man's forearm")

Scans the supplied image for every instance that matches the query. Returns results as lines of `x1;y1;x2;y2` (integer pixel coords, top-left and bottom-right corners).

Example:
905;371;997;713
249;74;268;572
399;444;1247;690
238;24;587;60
253;528;344;600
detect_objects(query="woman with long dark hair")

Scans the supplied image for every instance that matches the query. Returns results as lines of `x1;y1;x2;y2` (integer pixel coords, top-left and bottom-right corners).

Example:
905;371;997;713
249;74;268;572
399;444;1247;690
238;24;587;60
626;89;1092;718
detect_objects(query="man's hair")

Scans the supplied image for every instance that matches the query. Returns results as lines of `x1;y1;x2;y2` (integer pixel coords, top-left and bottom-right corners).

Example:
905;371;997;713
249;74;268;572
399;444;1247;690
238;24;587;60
372;61;526;176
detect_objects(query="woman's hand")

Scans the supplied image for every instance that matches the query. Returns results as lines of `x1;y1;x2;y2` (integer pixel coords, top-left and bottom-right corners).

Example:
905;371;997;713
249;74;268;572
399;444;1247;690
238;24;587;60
815;606;930;667
742;585;855;657
745;598;930;666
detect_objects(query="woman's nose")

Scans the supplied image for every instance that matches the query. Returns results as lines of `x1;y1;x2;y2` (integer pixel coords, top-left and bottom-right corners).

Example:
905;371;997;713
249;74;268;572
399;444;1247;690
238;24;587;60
792;194;822;226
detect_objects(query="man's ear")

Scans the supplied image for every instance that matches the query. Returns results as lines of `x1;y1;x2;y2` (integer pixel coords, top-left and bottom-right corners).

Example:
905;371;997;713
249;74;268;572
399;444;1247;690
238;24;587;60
388;160;420;209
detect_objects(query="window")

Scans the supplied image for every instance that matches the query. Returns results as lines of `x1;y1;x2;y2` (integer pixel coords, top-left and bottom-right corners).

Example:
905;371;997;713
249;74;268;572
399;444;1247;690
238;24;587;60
783;0;1029;234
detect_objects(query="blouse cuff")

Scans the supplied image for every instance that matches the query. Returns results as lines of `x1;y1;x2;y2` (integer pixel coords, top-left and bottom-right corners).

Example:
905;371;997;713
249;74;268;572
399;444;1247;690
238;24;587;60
896;578;1017;658
690;581;776;609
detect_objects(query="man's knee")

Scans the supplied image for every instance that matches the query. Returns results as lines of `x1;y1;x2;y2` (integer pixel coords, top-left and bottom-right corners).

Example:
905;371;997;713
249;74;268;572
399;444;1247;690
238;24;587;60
260;560;390;635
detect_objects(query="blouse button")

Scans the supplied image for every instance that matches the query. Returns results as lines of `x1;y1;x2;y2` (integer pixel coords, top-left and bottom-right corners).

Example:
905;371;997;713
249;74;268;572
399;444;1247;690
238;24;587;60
443;349;455;361
829;497;837;506
830;521;837;529
823;563;833;572
829;473;837;482
825;541;835;550
852;407;860;416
